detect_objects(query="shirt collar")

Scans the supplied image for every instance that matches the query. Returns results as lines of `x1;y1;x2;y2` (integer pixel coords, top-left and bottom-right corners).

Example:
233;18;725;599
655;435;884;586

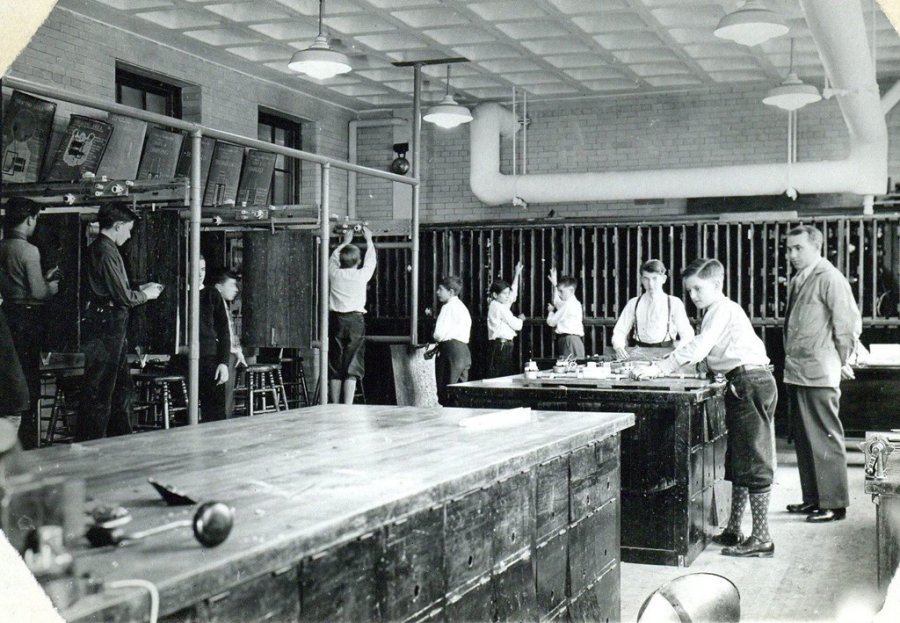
7;231;28;241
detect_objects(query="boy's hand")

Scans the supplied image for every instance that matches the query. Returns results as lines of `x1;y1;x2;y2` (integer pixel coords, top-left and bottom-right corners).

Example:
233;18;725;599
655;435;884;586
614;346;629;360
47;280;60;296
140;282;164;300
840;363;855;380
362;225;373;241
632;364;662;380
342;230;354;245
214;363;229;385
517;313;526;320
514;261;524;275
548;267;557;286
546;303;555;315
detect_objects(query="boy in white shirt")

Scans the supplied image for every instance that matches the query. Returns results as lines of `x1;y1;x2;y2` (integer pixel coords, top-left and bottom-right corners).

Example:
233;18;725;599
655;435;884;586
433;275;471;405
546;269;585;358
634;258;777;558
612;259;694;359
329;226;376;404
486;262;525;378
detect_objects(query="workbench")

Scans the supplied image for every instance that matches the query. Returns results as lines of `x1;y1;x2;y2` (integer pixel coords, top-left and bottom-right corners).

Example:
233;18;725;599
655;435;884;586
840;366;900;436
447;373;728;566
29;404;633;622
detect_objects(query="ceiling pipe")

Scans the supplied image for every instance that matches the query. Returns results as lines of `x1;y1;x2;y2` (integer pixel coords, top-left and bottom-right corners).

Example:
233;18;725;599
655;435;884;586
348;117;407;218
470;0;887;205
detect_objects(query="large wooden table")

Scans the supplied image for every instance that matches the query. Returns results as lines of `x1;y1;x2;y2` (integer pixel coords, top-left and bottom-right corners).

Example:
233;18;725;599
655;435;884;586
840;366;900;436
447;373;727;566
34;404;633;623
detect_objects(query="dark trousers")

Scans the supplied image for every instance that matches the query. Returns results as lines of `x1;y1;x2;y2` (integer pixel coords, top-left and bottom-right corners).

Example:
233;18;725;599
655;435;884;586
556;334;585;359
199;354;237;422
724;368;778;493
76;307;133;441
4;304;42;449
486;339;515;379
329;312;366;381
436;339;471;405
0;306;29;417
786;383;849;509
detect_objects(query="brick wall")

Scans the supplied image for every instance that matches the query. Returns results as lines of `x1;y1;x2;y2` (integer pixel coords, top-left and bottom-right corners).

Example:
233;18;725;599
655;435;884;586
355;84;899;224
5;7;354;210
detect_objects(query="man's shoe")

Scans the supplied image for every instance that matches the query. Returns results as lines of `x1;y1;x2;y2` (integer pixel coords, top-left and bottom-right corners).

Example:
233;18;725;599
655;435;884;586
806;508;846;523
721;536;774;558
711;530;744;546
786;502;819;514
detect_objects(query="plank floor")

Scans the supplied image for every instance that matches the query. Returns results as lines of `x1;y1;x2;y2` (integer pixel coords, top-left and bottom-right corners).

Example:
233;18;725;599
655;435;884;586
621;439;880;623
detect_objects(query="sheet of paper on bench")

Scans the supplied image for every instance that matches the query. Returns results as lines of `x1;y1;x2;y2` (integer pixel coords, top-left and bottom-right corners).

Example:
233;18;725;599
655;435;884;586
868;344;900;366
459;407;533;430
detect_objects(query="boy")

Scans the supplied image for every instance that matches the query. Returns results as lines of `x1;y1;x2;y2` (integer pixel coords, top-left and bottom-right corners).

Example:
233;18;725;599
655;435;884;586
546;268;585;358
634;258;777;558
0;198;59;448
329;225;376;404
486;261;525;378
199;262;246;421
611;259;694;359
433;276;471;405
76;204;163;441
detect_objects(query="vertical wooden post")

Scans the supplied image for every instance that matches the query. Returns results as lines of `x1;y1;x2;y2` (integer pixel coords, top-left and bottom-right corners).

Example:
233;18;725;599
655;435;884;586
188;129;202;425
411;63;423;345
319;163;330;405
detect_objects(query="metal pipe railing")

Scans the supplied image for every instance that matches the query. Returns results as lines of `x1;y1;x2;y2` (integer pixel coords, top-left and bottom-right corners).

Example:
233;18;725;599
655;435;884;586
411;64;423;345
187;130;202;425
318;163;331;406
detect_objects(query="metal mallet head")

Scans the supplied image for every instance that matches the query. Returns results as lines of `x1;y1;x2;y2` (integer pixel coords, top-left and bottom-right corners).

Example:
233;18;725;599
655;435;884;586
85;501;234;548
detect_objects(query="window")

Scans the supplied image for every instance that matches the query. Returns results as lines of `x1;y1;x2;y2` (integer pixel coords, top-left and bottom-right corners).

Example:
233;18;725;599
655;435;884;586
258;110;302;205
116;66;182;118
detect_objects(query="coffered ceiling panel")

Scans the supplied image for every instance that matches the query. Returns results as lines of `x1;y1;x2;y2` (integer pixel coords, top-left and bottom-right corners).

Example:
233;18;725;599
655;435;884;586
56;0;900;111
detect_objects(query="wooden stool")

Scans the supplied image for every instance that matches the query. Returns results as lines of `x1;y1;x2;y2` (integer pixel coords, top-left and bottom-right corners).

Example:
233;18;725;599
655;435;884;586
279;356;311;409
42;374;80;445
244;364;283;417
134;373;189;429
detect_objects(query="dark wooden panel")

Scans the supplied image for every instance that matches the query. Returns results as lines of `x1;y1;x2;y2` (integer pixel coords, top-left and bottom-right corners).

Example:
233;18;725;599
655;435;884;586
493;554;537;622
444;487;493;590
536;456;568;540
123;210;181;352
300;535;380;622
443;577;493;623
568;500;618;597
714;436;728;483
241;231;314;348
703;443;715;489
570;438;618;521
31;213;80;351
567;563;619;623
535;531;567;618
690;448;703;493
382;507;445;621
493;471;535;566
199;566;300;623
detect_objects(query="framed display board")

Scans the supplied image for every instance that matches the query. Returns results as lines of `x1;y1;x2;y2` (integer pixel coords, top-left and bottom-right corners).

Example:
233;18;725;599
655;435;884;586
235;149;276;206
1;90;56;183
44;115;114;182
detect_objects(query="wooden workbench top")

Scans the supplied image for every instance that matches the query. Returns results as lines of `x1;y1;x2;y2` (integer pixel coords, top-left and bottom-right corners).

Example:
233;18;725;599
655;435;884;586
36;405;632;620
452;373;724;396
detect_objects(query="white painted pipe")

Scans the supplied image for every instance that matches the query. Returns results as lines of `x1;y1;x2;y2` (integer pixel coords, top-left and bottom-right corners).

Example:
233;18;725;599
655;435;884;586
348;117;407;218
881;79;900;115
470;0;887;205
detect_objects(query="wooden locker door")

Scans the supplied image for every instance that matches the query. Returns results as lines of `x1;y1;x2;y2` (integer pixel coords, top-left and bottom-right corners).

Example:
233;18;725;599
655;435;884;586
241;230;314;348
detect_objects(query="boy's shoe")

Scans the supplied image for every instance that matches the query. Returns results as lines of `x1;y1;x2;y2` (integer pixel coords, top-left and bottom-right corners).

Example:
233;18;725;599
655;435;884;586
721;536;774;558
711;530;744;546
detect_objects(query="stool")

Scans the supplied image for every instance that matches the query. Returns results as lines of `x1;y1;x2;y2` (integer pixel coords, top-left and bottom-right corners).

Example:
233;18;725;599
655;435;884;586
279;356;311;408
244;364;283;417
39;372;80;446
133;373;189;430
269;363;291;411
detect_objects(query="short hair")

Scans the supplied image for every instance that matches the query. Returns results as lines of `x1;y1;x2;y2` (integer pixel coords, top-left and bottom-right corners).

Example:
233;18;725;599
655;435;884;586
210;268;237;286
641;259;667;275
3;197;41;231
97;203;138;230
339;244;361;268
787;225;824;249
557;276;577;289
681;258;724;281
439;275;463;295
489;280;510;296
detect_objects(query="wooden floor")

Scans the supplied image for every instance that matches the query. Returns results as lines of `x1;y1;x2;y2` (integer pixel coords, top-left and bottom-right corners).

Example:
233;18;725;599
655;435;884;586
621;439;880;622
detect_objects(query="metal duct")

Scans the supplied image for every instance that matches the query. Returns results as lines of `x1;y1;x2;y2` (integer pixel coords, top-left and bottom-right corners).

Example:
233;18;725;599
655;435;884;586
470;0;887;205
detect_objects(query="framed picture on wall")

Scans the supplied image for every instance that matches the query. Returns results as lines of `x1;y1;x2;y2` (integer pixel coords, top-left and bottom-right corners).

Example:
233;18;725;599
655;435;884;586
1;90;57;183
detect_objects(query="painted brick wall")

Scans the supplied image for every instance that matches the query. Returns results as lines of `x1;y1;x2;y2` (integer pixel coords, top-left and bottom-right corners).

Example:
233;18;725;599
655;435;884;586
355;83;898;224
6;7;355;211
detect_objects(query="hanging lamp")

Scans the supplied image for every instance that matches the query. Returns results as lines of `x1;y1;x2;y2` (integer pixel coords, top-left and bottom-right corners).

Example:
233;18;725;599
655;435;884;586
762;38;821;111
714;1;789;47
288;0;351;80
423;65;472;129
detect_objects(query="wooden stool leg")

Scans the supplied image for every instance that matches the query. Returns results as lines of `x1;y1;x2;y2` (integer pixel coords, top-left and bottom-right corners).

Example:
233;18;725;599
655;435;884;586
274;368;289;411
267;371;281;412
162;382;171;430
179;379;189;424
298;361;310;407
249;372;256;417
45;385;61;445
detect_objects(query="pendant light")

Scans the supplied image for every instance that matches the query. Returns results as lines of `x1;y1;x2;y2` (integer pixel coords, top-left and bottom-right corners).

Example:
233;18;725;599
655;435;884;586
714;1;789;47
762;39;821;111
423;65;472;129
288;0;351;80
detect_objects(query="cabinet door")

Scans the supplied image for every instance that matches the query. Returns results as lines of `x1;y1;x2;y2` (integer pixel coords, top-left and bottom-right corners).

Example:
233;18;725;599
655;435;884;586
241;231;314;348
